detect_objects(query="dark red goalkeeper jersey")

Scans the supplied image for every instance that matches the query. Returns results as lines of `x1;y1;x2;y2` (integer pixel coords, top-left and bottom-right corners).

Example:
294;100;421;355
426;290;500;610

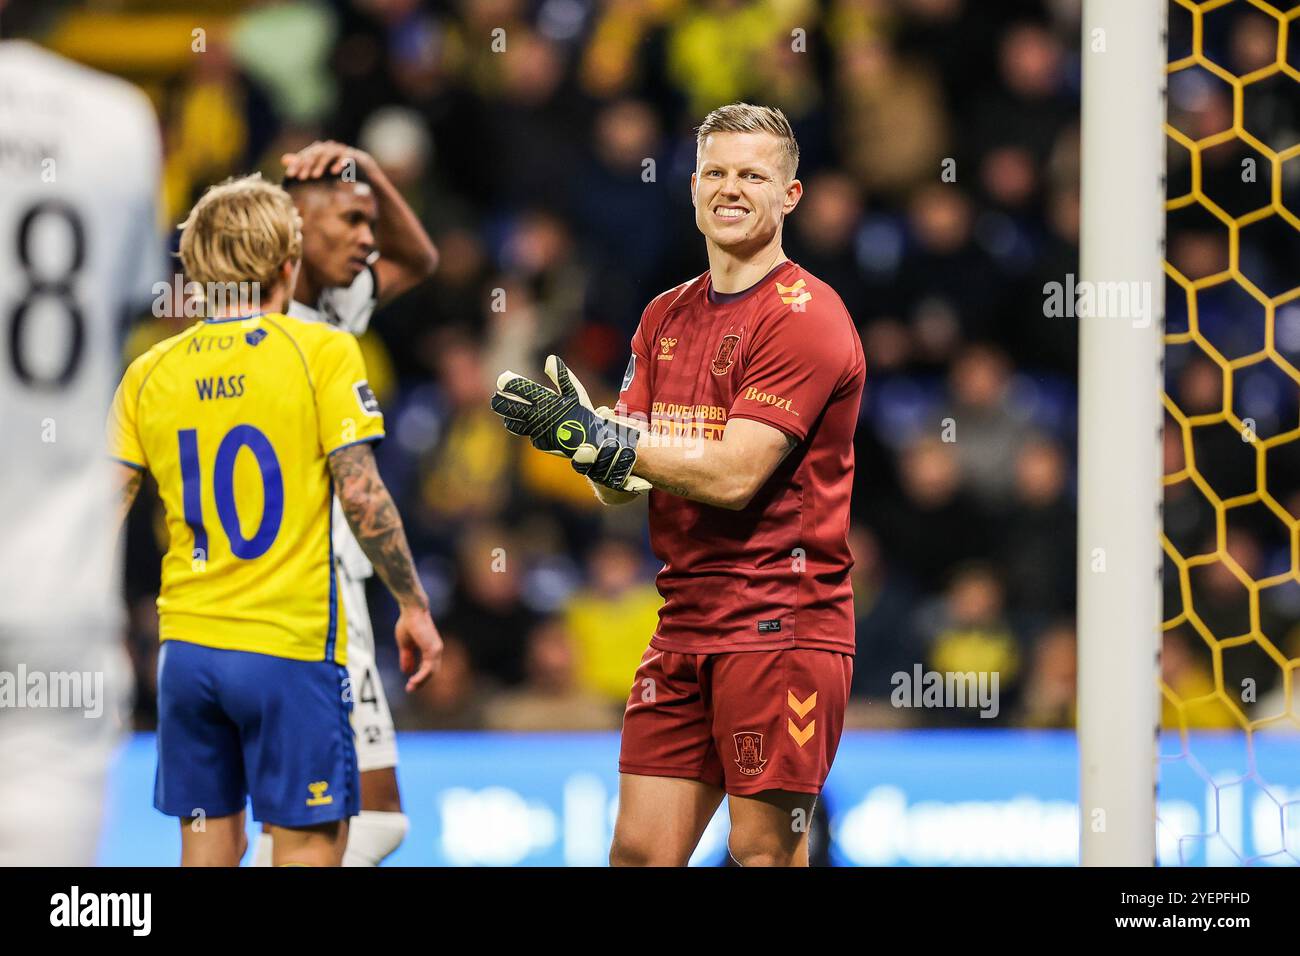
616;260;866;655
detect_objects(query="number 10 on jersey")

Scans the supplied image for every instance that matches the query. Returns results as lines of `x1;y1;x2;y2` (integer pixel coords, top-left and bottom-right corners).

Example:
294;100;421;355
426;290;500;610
178;425;284;567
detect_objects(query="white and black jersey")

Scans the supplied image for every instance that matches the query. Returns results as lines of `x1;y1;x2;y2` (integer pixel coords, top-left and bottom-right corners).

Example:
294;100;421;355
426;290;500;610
288;267;399;772
288;266;380;581
289;264;378;336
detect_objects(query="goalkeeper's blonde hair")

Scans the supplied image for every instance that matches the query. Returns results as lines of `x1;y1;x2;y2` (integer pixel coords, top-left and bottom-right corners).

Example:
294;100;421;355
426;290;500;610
178;173;302;294
696;103;800;183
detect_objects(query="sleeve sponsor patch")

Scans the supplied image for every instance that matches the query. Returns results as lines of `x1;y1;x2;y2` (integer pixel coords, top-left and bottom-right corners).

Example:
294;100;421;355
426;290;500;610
354;380;381;416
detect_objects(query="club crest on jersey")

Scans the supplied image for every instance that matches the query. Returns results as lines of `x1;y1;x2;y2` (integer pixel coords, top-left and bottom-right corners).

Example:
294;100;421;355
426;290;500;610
711;333;741;376
658;337;678;361
776;278;811;307
354;381;381;416
733;732;768;776
244;328;267;347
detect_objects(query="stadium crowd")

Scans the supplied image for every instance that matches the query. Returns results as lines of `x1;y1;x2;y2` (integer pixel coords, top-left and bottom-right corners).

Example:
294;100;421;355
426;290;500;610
52;0;1290;732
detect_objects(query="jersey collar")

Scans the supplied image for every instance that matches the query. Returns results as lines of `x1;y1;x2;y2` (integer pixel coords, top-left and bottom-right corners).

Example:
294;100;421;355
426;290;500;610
203;311;269;324
286;299;323;323
705;260;795;305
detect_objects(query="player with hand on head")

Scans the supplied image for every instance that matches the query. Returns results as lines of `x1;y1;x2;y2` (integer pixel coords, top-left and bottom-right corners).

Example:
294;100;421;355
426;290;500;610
245;140;439;868
280;139;438;335
109;175;442;866
491;103;865;867
251;140;439;868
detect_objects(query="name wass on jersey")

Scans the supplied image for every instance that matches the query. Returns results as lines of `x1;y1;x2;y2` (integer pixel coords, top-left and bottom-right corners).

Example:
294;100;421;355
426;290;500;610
107;313;384;663
0;40;162;638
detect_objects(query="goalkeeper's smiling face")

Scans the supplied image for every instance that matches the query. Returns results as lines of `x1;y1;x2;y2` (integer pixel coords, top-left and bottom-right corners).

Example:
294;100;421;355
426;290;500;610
691;132;802;256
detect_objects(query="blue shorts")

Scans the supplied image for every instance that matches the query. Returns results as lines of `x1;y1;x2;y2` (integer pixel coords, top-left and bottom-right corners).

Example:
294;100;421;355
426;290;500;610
154;640;360;827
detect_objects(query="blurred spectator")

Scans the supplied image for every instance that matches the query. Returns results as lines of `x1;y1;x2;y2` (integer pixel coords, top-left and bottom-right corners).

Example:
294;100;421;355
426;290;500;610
999;436;1074;616
870;436;988;586
664;0;808;118
784;170;870;322
966;21;1071;163
504;210;587;348
945;343;1027;506
915;563;1023;724
1161;629;1238;731
572;98;671;336
418;331;516;526
564;537;662;702
359;104;435;210
900;186;1003;347
848;524;917;703
831;13;949;198
484;618;621;730
1018;622;1075;728
400;637;488;729
231;0;339;125
439;524;541;686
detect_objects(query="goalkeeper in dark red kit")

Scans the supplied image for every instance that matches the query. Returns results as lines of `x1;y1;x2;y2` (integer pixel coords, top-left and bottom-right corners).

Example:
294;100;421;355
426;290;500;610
491;103;865;867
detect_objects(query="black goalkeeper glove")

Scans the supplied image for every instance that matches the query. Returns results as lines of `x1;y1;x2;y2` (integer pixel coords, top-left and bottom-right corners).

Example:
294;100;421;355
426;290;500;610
491;355;652;493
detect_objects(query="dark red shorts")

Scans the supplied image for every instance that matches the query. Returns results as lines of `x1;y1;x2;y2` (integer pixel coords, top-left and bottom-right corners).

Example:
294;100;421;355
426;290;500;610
618;646;853;796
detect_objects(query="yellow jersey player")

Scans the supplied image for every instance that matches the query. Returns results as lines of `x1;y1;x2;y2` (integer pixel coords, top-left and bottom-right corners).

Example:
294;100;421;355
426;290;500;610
243;138;438;868
108;175;442;866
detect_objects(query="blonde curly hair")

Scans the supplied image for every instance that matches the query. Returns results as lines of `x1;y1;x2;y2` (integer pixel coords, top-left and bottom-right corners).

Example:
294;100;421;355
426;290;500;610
178;173;303;303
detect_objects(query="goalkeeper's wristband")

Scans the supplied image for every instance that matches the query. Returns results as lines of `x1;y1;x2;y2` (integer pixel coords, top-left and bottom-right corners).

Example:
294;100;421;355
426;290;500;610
571;406;653;493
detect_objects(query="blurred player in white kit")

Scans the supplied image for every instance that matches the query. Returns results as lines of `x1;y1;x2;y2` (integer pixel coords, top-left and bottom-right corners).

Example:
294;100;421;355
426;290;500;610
244;139;437;867
0;16;163;864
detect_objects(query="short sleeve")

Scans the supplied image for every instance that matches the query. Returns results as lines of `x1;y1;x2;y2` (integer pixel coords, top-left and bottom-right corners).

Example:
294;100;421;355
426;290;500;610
728;308;855;443
313;330;385;455
107;355;149;469
614;310;654;421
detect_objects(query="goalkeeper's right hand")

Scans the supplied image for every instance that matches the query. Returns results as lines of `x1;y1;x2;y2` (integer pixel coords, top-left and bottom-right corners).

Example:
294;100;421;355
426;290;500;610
572;407;654;494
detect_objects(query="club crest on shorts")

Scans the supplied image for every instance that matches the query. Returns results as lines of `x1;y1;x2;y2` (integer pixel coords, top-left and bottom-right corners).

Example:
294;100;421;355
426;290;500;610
712;333;741;375
733;731;768;776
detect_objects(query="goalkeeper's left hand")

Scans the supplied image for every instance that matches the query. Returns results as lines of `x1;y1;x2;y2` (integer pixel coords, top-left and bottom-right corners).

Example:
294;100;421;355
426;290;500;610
491;355;652;493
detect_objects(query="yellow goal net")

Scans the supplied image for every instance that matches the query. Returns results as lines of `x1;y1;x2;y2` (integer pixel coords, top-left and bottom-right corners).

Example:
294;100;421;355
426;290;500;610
1161;0;1300;865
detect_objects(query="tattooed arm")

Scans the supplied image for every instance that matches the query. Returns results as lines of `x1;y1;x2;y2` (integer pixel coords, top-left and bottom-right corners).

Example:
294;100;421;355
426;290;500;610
328;442;442;689
113;463;144;532
329;442;425;607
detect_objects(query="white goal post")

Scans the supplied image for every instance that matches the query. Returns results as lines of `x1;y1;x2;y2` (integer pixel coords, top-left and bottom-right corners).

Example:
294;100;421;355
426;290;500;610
1077;0;1167;866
